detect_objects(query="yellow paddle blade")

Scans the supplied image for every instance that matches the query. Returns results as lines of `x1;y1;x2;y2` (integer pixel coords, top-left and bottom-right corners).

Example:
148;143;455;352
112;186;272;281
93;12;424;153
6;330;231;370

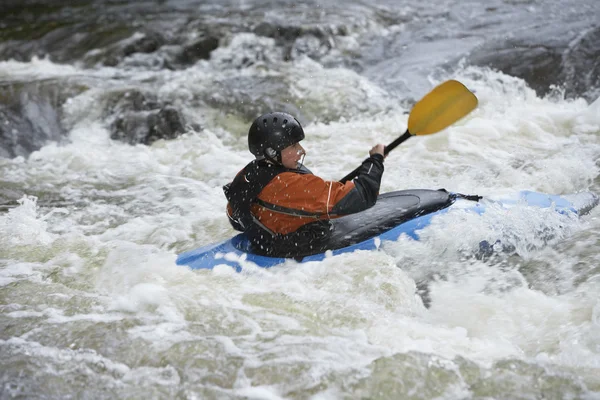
408;80;478;136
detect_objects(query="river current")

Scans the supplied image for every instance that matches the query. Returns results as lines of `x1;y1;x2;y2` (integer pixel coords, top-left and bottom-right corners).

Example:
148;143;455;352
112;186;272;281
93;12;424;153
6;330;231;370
1;0;600;399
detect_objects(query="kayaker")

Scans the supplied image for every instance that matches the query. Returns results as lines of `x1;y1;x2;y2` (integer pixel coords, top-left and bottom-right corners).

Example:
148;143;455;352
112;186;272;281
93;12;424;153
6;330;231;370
223;111;385;257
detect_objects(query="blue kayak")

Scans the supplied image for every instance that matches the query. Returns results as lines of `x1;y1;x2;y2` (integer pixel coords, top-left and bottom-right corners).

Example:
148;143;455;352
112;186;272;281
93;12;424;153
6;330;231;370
176;189;598;271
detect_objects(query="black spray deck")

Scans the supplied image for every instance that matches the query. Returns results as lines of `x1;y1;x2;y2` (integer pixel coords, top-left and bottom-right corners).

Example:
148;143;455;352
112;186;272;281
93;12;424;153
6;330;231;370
324;189;454;251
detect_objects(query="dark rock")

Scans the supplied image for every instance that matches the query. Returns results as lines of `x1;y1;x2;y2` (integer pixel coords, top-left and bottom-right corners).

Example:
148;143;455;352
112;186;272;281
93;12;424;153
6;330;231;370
561;26;600;100
105;88;187;145
104;89;160;116
253;22;304;43
122;31;165;57
471;42;562;94
468;26;600;101
147;107;186;142
0;1;174;63
0;20;136;64
0;107;37;159
81;30;169;67
252;21;335;61
0;80;85;159
174;35;220;66
110;112;151;145
83;28;217;69
110;106;187;145
0;185;24;211
0;100;62;158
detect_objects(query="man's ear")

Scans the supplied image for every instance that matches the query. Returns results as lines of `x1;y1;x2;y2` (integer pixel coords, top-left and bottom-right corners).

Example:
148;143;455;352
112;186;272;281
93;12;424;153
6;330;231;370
266;148;277;158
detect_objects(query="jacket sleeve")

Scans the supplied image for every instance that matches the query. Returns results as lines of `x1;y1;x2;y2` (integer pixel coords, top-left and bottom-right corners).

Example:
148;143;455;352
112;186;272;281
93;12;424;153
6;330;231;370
330;153;384;215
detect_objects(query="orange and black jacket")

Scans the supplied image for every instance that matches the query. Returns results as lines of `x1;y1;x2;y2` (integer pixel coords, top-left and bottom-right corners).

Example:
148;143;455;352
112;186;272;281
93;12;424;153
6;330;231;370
223;154;384;257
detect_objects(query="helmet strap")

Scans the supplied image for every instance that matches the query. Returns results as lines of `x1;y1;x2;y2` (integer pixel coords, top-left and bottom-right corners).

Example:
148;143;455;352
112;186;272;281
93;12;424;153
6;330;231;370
297;152;306;169
264;147;282;164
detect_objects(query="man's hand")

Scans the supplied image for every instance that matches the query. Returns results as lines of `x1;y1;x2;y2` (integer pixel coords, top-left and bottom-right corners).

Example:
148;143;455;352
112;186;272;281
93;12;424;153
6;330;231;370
369;144;385;157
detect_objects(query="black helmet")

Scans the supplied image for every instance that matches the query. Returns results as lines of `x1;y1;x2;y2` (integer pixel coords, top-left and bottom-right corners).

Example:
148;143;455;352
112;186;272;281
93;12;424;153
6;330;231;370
248;112;304;160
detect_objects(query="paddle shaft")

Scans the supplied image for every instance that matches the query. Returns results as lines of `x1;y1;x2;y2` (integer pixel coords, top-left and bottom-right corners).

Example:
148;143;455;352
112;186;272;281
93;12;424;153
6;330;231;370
339;130;411;183
337;79;478;184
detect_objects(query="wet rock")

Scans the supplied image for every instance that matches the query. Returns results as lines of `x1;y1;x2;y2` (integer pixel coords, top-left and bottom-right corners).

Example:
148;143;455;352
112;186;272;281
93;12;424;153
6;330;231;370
174;35;220;66
0;18;136;64
253;21;338;61
203;76;305;124
81;30;169;67
562;27;600;101
0;186;23;211
0;107;39;159
110;106;187;145
122;31;165;57
148;107;187;141
104;88;188;145
104;89;160;116
0;1;176;64
1;2;224;68
468;26;600;101
471;42;562;94
83;29;220;69
253;22;305;43
0;80;85;158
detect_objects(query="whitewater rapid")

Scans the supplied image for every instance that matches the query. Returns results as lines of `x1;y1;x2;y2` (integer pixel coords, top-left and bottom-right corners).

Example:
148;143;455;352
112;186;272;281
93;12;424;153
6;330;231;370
2;6;600;398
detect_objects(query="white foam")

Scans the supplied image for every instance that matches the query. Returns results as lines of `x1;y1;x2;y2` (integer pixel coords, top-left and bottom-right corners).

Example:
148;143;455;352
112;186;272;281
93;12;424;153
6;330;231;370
0;57;81;79
575;96;600;132
0;196;55;246
1;337;130;376
2;48;600;397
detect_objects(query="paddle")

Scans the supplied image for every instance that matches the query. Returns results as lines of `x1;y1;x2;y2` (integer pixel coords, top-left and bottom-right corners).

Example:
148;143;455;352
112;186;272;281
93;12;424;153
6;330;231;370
339;80;478;183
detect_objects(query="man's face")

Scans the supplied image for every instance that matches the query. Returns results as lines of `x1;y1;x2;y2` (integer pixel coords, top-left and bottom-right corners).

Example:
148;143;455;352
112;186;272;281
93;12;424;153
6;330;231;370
280;142;305;169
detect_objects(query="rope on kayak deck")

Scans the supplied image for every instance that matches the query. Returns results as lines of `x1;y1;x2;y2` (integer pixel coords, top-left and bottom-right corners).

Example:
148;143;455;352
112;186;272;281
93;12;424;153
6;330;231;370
438;188;483;202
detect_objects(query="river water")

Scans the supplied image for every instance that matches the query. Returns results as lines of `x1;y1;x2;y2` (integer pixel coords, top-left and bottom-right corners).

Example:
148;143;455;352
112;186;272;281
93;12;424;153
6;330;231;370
1;0;600;399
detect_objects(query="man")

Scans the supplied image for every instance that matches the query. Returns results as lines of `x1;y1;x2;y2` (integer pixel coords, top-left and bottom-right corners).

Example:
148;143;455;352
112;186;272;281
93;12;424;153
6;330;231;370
224;111;385;257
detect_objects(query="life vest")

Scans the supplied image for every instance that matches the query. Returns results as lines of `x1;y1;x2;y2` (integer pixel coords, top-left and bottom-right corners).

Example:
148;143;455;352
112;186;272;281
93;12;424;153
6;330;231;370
223;159;307;231
223;159;331;257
